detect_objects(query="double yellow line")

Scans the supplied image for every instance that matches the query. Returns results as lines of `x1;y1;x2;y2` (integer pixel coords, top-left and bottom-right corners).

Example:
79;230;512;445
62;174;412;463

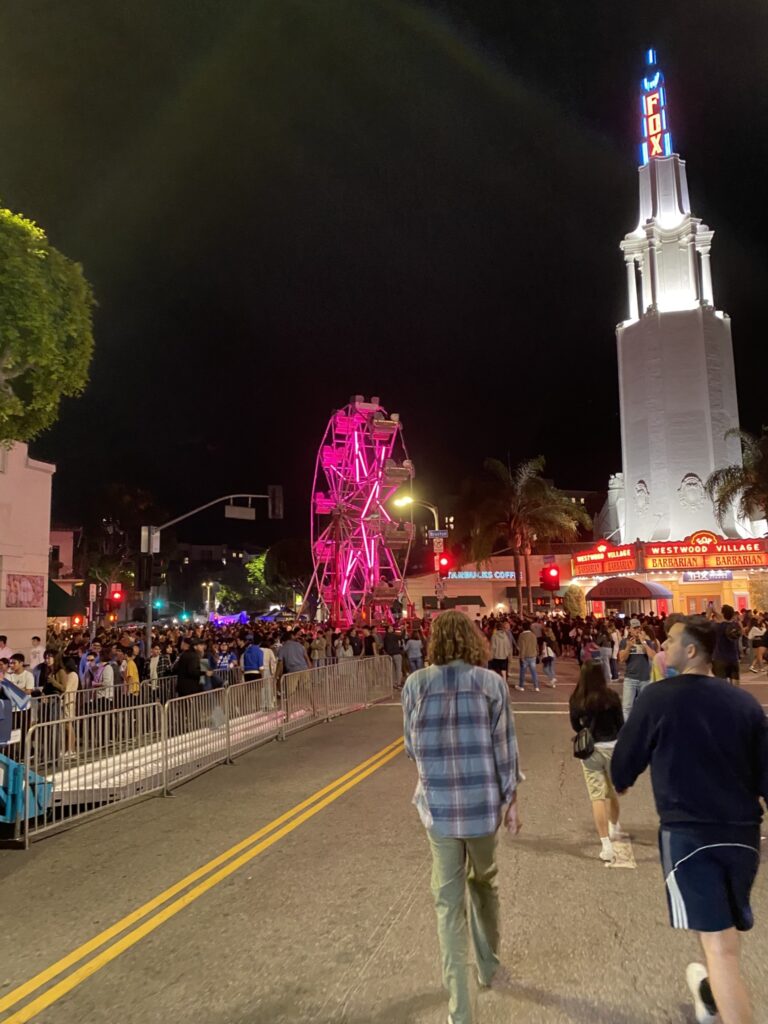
0;736;404;1024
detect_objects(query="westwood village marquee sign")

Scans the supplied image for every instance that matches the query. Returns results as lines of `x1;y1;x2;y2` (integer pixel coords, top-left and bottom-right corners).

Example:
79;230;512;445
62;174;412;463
643;532;768;571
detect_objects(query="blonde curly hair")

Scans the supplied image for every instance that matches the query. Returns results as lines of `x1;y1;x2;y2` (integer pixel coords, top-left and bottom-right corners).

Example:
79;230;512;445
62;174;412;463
427;611;490;666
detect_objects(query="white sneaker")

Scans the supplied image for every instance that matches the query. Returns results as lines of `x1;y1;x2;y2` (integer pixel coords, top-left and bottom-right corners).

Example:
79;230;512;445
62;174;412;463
749;666;759;674
686;963;718;1023
547;679;557;687
515;685;525;692
609;826;631;841
599;844;615;863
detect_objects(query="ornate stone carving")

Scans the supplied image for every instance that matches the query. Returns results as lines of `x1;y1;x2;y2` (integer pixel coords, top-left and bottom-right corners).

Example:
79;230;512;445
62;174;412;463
677;472;706;511
634;479;650;515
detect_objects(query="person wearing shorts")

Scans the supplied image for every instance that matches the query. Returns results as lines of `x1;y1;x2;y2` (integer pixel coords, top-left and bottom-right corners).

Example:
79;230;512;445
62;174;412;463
613;616;768;1024
569;662;627;863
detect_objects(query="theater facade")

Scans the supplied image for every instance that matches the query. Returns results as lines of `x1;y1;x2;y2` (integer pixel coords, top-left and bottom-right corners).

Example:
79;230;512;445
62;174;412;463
570;532;768;616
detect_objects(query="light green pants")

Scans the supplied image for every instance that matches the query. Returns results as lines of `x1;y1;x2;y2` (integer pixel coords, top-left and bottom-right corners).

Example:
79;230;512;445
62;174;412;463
427;829;501;1024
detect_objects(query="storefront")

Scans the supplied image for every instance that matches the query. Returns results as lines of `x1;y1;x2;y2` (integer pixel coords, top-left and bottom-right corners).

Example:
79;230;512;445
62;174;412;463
570;532;768;614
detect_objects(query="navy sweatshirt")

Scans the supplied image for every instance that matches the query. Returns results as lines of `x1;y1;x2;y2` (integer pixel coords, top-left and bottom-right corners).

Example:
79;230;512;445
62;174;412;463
611;674;768;827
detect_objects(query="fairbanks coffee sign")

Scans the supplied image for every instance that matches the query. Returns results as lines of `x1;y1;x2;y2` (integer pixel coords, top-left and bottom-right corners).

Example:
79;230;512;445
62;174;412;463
571;541;638;577
644;531;768;571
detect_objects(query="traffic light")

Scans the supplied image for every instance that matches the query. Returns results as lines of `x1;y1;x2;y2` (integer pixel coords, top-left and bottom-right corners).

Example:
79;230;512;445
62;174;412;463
109;582;124;604
539;565;560;592
436;553;453;578
72;613;84;628
267;484;284;520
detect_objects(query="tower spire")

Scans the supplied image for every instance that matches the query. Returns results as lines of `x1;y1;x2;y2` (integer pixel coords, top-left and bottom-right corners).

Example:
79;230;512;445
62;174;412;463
640;48;672;164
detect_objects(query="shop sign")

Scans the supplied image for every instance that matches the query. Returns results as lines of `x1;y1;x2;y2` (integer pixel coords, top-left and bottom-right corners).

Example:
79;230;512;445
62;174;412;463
447;570;516;580
571;540;638;577
643;531;768;571
681;570;733;583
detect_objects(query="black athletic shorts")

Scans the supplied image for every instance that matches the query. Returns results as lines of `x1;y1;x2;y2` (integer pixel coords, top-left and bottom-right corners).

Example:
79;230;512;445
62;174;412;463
659;824;761;932
488;658;508;673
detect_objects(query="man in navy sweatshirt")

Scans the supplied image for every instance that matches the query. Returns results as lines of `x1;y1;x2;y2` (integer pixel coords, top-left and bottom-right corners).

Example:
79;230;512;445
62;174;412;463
612;615;768;1024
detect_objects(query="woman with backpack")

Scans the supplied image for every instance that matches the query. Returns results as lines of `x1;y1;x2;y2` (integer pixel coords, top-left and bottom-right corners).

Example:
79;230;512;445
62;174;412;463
569;661;627;863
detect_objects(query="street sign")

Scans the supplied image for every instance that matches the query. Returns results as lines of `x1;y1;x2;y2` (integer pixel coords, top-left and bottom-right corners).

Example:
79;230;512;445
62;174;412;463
432;538;444;553
225;505;256;521
428;529;449;538
89;583;97;602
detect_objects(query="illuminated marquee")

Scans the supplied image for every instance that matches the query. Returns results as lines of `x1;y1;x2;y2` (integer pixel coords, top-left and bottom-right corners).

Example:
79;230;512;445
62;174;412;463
643;531;768;571
640;48;672;165
571;540;638;578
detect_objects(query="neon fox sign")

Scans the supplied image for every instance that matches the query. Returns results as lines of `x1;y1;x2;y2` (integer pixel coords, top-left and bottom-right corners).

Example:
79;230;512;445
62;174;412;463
640;48;672;165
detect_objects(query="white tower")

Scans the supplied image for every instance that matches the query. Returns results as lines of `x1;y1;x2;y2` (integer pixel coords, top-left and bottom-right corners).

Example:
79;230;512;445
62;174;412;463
617;49;744;542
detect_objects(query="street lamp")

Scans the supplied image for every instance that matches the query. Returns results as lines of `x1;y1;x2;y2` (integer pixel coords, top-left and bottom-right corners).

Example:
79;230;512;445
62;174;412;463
392;495;440;531
202;580;214;615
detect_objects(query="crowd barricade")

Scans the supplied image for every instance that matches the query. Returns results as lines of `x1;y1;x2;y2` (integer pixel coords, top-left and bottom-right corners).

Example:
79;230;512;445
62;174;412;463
18;702;164;843
6;656;395;846
227;677;282;758
207;665;243;689
163;688;229;791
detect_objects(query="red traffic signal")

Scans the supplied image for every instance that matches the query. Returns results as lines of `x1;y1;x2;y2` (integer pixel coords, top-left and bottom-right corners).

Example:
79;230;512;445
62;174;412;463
435;553;453;578
72;614;84;627
109;583;124;603
539;565;560;591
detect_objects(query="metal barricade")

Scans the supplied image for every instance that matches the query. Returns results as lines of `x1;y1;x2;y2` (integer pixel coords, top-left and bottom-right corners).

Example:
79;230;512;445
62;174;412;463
207;665;242;689
20;702;164;844
365;655;395;705
281;665;329;737
163;689;229;792
325;659;367;720
8;659;395;847
226;678;282;758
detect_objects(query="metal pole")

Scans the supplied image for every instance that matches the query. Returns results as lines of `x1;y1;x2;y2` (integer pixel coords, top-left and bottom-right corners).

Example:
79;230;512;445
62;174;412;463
145;587;153;667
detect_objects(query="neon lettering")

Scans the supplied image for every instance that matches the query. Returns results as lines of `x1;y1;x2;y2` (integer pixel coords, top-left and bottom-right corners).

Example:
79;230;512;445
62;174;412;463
639;52;672;164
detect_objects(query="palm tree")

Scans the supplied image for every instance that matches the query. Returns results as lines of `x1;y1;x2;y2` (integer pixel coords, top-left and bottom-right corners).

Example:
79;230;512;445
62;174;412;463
469;457;592;613
705;428;768;529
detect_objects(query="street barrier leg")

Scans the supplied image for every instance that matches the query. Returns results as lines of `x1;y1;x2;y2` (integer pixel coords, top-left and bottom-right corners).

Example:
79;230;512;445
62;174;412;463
225;686;233;764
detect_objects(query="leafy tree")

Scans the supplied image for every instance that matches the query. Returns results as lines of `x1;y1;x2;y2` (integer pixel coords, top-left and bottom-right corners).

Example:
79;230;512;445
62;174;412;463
215;583;247;613
563;584;587;618
0;203;94;442
705;428;768;528
468;457;592;613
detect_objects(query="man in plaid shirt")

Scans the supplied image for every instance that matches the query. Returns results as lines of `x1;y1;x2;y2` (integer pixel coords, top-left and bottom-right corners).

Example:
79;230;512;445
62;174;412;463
402;611;521;1024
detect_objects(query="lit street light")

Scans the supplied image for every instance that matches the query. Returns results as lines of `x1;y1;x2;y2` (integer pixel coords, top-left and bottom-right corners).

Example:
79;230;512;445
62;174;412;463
392;495;440;531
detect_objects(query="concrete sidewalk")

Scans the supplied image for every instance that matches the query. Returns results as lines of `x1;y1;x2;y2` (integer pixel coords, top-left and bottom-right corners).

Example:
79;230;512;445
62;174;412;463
1;701;766;1023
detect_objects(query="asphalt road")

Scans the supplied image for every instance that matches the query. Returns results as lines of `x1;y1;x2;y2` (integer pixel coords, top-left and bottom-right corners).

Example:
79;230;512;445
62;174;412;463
1;662;766;1024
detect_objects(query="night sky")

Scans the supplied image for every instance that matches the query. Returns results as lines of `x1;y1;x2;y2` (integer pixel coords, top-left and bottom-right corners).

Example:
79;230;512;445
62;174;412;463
2;1;766;542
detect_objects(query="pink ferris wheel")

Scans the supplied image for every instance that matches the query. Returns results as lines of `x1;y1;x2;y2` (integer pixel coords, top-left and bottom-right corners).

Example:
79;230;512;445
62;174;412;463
309;395;414;624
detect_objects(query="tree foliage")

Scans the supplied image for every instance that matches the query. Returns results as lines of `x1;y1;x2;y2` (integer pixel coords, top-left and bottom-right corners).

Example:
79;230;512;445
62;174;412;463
467;457;592;612
0;204;95;442
705;428;768;528
563;584;587;618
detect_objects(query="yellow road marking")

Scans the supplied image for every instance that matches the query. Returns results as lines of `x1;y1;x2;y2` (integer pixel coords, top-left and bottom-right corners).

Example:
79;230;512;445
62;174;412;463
0;736;404;1020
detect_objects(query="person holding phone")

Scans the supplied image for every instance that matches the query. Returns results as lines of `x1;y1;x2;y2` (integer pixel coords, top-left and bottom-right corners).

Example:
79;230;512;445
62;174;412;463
618;618;658;719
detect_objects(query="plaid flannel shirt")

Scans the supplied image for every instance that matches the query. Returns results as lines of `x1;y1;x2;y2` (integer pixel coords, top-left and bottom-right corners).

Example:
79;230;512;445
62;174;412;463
402;661;519;837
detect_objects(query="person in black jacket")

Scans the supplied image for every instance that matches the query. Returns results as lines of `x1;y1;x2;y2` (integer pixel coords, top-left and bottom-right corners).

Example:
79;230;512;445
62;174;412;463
569;662;626;863
612;615;768;1024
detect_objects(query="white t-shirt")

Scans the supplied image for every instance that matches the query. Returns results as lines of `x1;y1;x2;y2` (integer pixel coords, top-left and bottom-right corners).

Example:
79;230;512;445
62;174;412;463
29;645;45;670
7;669;36;693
